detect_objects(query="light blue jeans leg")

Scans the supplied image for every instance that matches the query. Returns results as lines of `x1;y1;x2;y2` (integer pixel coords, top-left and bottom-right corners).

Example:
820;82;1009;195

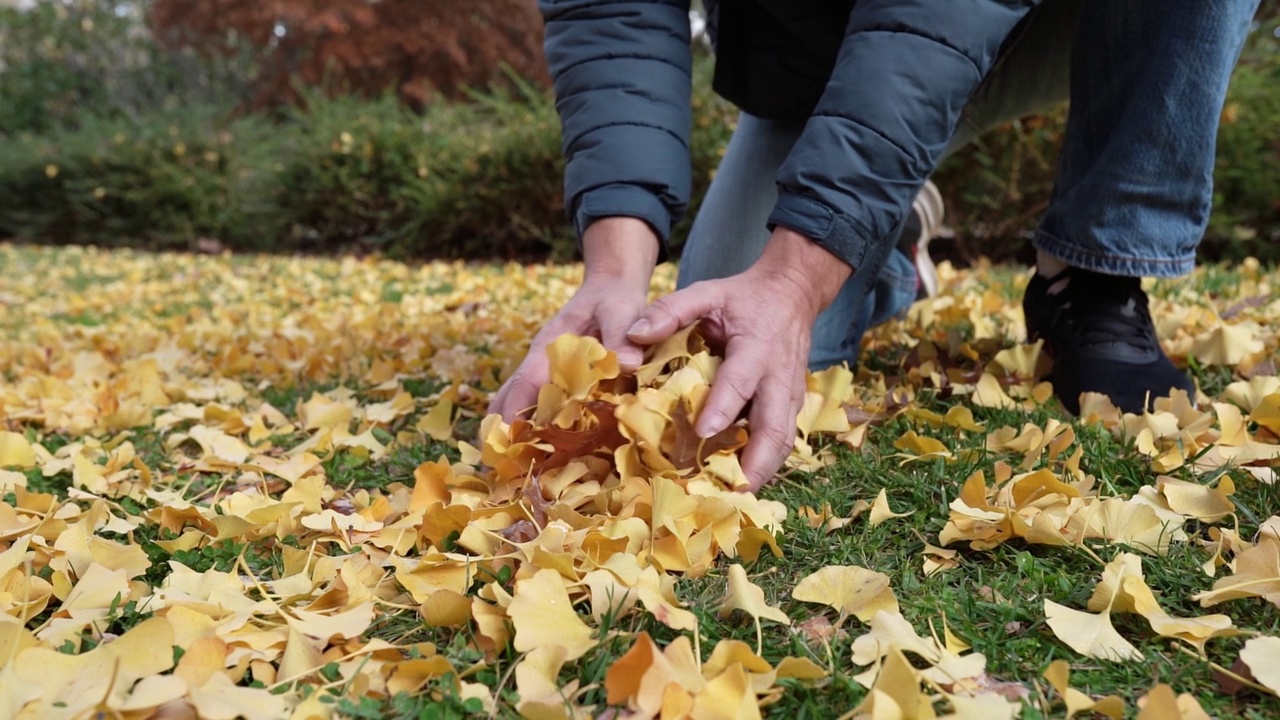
1033;0;1261;277
675;112;919;371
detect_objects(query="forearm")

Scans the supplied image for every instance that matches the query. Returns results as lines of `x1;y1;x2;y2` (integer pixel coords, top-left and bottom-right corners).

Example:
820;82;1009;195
771;0;1041;269
539;0;694;255
581;218;660;289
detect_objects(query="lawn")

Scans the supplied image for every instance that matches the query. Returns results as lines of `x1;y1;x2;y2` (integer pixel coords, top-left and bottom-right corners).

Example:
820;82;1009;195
0;242;1277;719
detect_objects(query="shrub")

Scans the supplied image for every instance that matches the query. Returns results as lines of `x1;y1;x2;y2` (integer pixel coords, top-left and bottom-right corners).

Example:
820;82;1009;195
274;64;736;260
272;80;570;259
0;107;283;250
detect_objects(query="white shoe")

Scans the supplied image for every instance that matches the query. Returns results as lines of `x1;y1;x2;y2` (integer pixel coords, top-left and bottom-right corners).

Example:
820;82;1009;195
899;180;946;299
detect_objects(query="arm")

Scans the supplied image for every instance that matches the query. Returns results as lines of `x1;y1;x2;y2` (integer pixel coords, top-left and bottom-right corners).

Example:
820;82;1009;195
540;0;694;259
770;0;1041;270
627;2;1045;491
490;2;692;421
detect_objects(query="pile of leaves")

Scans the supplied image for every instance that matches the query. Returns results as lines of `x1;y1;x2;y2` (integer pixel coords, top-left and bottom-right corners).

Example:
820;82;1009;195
0;243;1279;718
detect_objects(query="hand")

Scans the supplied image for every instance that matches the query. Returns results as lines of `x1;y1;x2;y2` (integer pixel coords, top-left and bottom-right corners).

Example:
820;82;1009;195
488;218;659;421
627;227;853;491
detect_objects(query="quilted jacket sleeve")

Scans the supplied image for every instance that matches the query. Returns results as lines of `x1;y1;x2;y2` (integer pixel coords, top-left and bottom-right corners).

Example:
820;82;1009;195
768;0;1040;271
539;0;693;258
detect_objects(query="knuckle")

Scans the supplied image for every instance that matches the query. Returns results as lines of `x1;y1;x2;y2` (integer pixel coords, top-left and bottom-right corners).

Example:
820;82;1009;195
718;372;756;403
762;427;795;452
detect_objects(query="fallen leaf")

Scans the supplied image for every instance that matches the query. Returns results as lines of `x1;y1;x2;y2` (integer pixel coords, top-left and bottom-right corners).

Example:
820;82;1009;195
1043;660;1125;719
792;566;898;623
508;568;597;660
1044;599;1143;662
1240;635;1280;696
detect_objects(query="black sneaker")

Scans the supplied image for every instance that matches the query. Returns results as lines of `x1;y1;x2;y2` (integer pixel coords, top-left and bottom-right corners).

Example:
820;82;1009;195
1022;266;1194;415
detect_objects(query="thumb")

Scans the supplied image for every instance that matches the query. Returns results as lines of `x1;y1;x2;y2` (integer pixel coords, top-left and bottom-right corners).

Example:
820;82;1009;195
627;282;723;344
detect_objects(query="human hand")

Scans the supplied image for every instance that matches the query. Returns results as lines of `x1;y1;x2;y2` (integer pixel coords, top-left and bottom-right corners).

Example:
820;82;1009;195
626;227;853;491
488;217;659;421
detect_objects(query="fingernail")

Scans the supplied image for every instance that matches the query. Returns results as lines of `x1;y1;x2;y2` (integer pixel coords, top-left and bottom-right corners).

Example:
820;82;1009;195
628;319;651;336
697;411;727;438
618;347;643;368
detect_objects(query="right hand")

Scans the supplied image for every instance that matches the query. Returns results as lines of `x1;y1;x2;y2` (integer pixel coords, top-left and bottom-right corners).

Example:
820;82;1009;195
488;217;659;421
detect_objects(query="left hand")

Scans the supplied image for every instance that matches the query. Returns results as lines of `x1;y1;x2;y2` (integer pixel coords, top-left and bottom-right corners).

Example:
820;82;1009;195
627;227;853;491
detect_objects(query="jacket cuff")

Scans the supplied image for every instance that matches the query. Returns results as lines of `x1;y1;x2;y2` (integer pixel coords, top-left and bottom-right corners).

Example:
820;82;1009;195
573;183;673;263
767;190;870;270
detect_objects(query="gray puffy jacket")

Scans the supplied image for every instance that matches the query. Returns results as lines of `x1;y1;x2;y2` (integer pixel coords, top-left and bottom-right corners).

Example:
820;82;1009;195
539;0;1040;269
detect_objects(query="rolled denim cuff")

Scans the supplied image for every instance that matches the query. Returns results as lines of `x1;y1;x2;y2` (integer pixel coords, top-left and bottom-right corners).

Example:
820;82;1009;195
573;184;672;263
767;190;869;271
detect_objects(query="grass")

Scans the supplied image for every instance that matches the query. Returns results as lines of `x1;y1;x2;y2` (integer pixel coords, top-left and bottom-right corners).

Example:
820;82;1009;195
0;242;1278;717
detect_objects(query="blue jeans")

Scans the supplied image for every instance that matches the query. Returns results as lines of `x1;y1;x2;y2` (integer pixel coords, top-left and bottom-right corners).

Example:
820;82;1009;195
677;0;1259;370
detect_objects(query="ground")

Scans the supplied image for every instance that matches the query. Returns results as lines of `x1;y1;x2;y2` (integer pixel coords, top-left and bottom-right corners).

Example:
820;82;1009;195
0;242;1277;719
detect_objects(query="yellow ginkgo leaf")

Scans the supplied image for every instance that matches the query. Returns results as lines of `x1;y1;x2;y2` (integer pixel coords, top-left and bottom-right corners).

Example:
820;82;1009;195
0;432;37;469
892;430;953;462
1136;683;1211;720
1250;393;1280;435
923;544;960;576
717;564;790;628
417;397;455;441
545;334;620;399
1223;378;1280;412
607;633;706;716
1043;660;1125;719
1239;635;1280;696
848;646;931;720
796;365;853;438
972;373;1022;410
1194;534;1280;608
1158;476;1235;523
869;488;912;527
774;656;828;680
1189;322;1264;366
1044;599;1143;662
421;589;472;628
188;671;290;720
944;405;985;432
690;662;762;720
514;645;574;719
793;566;898;623
508;568;597;661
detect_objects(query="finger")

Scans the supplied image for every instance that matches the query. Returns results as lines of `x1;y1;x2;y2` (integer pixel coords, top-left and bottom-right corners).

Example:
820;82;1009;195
489;333;556;421
696;336;767;438
628;282;723;344
493;371;542;422
741;363;805;492
598;304;646;371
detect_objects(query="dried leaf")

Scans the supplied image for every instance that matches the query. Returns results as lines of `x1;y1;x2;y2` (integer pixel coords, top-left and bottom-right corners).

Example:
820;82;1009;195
792;566;898;623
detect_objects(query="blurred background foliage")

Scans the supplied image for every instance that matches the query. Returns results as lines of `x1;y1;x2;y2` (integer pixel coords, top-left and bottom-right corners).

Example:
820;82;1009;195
0;0;1277;263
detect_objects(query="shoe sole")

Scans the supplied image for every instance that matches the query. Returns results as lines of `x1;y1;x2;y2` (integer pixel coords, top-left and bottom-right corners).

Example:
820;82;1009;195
910;180;944;298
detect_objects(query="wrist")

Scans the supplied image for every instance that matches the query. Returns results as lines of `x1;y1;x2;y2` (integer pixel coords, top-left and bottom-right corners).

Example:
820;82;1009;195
751;226;853;319
581;217;659;290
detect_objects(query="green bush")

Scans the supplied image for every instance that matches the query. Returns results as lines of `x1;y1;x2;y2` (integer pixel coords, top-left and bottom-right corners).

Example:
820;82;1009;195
0;107;284;250
273;80;572;259
273;65;735;260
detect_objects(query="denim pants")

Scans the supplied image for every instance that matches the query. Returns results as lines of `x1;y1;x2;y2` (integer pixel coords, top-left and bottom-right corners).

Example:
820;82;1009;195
677;0;1260;370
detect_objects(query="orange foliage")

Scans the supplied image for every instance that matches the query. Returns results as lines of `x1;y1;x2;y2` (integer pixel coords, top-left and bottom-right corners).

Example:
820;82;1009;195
151;0;549;109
